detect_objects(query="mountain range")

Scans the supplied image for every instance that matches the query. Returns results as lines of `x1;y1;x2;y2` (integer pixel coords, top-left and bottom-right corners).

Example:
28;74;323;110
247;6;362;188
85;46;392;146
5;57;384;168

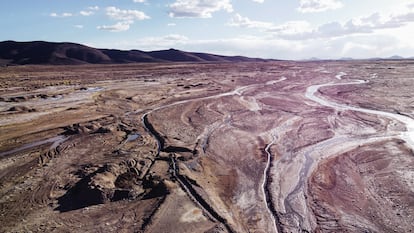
0;40;269;65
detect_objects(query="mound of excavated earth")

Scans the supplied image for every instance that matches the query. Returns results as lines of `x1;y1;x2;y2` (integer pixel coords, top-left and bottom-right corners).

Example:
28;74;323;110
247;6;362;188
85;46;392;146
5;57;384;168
0;61;413;232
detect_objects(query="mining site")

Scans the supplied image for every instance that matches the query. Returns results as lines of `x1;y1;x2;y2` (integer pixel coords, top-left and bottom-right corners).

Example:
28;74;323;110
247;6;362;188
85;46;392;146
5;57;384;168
1;60;414;233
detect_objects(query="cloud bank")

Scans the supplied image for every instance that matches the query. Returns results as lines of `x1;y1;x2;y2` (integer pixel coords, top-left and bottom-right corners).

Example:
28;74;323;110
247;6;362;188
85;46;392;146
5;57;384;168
297;0;343;13
169;0;233;18
97;6;150;32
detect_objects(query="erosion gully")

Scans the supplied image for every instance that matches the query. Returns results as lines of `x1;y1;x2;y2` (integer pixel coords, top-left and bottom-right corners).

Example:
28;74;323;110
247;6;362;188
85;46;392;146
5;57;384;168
283;71;414;231
141;113;235;232
263;131;283;233
0;135;68;158
306;73;414;148
139;78;287;232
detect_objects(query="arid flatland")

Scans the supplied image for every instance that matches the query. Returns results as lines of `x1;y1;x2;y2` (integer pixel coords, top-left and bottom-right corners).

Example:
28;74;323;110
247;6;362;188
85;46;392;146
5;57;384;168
1;61;413;232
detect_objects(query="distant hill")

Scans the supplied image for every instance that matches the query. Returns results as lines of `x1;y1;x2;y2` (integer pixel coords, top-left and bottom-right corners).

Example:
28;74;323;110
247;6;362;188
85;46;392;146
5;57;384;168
0;40;269;65
387;55;404;60
365;55;413;61
339;57;353;61
303;55;414;61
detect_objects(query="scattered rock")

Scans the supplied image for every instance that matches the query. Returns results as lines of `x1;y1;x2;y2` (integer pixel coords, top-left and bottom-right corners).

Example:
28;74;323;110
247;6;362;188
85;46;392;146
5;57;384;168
7;106;36;112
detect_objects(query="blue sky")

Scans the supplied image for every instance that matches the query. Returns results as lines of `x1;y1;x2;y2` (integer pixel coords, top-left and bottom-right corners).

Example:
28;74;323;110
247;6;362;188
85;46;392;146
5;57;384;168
1;0;414;59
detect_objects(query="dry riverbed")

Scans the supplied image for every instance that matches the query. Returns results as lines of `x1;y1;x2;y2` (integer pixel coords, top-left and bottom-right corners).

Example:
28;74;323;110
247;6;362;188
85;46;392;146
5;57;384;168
0;61;413;232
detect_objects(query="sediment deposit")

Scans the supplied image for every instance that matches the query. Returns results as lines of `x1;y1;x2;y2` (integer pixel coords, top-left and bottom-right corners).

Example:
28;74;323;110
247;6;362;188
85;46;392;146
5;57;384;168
1;61;413;232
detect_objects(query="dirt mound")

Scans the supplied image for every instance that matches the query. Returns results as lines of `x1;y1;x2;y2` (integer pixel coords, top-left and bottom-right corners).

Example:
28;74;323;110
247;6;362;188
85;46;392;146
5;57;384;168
56;163;167;212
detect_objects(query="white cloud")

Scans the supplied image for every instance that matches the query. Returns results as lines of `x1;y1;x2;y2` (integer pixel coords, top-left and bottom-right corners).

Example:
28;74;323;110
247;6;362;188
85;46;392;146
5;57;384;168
98;6;149;32
88;29;414;60
297;0;343;13
167;23;177;26
252;0;264;3
201;34;400;59
128;34;190;50
169;0;233;18
62;13;72;17
133;0;146;2
269;21;313;36
90;3;414;59
88;6;99;11
106;6;150;21
270;3;414;40
172;36;307;58
97;22;131;32
80;11;94;16
163;34;189;41
74;25;84;29
229;14;273;29
50;12;72;18
229;14;313;38
95;34;299;58
317;7;414;37
341;41;376;56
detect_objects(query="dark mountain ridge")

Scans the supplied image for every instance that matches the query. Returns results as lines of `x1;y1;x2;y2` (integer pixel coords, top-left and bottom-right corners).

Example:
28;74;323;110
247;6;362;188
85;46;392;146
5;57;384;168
0;40;269;65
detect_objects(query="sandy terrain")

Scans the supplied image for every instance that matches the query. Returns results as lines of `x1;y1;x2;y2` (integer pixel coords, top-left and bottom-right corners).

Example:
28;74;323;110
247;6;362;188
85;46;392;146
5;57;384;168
1;61;413;232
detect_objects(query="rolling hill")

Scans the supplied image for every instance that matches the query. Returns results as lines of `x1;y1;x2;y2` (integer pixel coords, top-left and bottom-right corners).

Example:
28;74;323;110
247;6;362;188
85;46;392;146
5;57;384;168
0;40;268;65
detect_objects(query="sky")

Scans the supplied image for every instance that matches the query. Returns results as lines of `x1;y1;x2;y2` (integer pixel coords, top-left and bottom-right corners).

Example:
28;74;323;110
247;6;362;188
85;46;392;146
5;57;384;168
1;0;414;59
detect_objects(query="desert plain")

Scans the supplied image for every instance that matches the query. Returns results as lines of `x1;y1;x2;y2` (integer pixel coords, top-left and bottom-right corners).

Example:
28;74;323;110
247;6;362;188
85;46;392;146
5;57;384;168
0;61;413;232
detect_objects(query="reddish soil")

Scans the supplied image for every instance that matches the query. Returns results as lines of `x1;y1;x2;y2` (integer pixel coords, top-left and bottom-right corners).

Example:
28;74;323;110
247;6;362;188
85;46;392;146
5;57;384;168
1;61;413;232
